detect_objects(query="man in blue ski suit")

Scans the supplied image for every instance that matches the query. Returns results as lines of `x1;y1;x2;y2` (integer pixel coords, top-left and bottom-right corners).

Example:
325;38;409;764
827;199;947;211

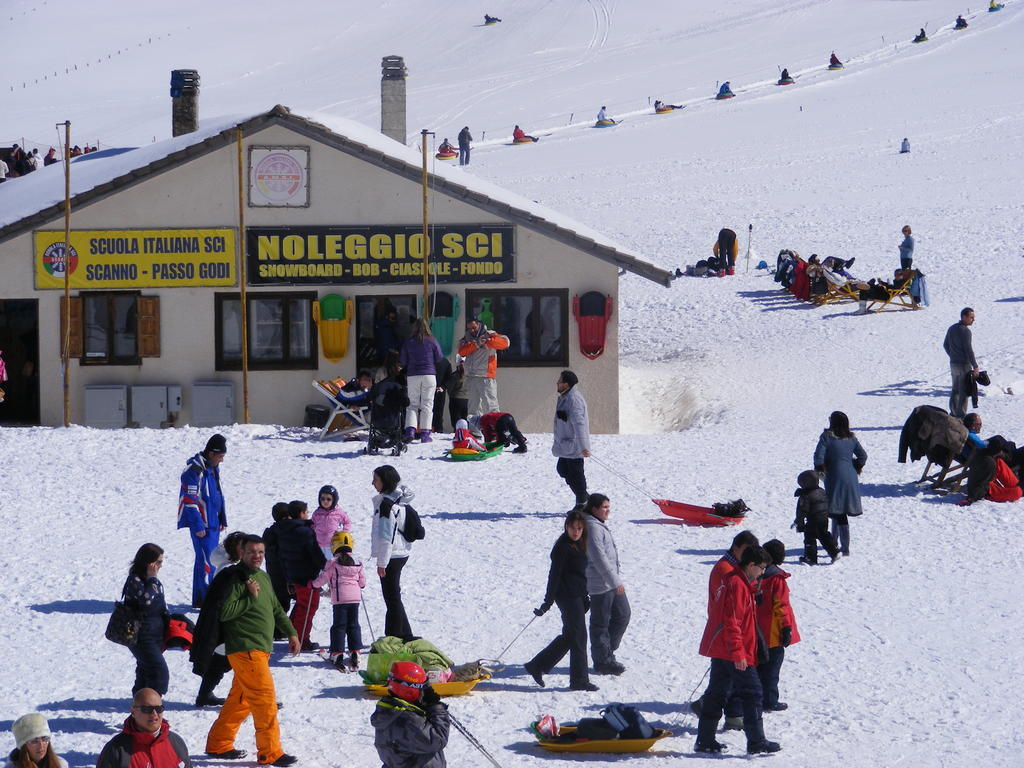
178;433;229;607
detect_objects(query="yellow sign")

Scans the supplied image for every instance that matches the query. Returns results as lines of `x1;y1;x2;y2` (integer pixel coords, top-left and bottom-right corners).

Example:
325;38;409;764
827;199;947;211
33;229;237;289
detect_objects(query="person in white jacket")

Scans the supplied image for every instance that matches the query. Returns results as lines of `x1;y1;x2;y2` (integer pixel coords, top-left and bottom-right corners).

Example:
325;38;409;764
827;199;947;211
370;464;416;641
582;494;630;676
552;370;591;510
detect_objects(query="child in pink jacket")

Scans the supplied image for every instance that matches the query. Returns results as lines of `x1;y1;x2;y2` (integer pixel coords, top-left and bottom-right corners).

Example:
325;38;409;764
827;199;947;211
312;530;366;671
312;484;352;559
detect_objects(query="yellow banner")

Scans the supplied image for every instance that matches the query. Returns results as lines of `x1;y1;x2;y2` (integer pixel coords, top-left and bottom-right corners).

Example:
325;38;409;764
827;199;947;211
33;229;237;289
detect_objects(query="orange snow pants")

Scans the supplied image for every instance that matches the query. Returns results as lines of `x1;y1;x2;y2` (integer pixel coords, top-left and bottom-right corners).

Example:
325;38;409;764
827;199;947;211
206;650;283;764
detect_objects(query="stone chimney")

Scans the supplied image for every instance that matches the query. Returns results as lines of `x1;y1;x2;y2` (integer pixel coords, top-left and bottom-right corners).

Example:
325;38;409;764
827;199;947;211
170;69;200;137
380;56;407;144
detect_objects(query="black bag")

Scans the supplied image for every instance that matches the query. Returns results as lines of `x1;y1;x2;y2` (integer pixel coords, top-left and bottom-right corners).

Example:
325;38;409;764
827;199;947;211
574;717;620;741
601;703;655;739
399;504;425;542
105;594;142;647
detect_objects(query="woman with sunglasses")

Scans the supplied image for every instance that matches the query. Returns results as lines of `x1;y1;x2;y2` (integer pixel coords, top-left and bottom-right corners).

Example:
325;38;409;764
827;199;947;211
8;714;67;768
122;543;170;695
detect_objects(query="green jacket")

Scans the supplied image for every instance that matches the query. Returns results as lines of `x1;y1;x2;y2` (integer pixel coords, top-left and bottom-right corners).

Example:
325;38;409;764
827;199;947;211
219;565;295;654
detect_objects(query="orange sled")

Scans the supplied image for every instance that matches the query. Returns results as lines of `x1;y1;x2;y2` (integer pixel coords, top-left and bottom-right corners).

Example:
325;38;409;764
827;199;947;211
654;499;747;527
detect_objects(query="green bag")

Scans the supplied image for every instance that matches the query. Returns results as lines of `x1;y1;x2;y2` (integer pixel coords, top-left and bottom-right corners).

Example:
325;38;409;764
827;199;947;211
365;652;417;684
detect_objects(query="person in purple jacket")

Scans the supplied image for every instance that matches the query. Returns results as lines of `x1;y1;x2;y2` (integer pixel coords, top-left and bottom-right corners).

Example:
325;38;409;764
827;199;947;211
399;318;444;443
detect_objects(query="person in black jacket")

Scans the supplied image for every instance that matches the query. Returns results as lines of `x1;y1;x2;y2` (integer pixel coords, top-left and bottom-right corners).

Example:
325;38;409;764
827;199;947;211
431;356;452;434
122;544;170;695
524;511;598;691
793;471;840;564
261;502;293;618
277;500;327;651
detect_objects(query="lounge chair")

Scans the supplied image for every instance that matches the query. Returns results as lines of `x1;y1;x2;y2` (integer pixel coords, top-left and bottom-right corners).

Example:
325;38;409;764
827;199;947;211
311;378;371;441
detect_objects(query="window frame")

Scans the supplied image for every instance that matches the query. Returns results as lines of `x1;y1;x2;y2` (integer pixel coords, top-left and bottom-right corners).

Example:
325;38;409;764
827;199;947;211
464;288;569;367
215;291;318;371
79;290;141;366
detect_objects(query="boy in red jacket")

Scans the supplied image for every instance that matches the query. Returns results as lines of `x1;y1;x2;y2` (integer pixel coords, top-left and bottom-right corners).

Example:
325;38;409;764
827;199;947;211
695;545;781;755
756;540;800;712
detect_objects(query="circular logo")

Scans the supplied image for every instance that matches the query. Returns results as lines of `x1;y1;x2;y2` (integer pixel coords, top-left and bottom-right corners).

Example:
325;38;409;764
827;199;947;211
254;152;304;202
42;241;79;278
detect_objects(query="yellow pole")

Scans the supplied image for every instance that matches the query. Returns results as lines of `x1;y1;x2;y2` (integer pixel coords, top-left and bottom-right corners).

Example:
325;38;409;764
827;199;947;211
60;120;71;427
420;129;430;320
236;129;250;423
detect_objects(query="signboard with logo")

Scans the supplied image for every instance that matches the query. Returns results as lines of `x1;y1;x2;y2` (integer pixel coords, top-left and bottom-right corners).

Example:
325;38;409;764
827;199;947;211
247;225;515;285
249;146;310;207
33;229;237;289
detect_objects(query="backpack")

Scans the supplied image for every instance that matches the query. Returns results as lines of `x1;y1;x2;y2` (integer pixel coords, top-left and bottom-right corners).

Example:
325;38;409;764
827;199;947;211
601;703;655;739
392;503;424;542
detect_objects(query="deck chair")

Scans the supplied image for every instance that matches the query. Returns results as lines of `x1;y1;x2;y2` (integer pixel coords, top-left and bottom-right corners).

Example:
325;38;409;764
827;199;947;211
866;271;919;313
811;269;859;305
311;378;371;441
918;455;969;494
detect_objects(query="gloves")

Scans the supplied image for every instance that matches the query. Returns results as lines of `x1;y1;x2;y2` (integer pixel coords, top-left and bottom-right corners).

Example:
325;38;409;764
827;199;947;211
534;603;551;617
556;409;568;421
794;520;805;533
583;596;591;613
781;626;792;648
956;498;972;507
420;683;441;707
853;461;865;475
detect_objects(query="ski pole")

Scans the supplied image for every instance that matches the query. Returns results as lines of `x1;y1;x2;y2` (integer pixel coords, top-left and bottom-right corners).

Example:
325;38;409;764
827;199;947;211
360;592;377;642
450;713;505;768
494;615;537;661
745;222;753;273
588;453;657;500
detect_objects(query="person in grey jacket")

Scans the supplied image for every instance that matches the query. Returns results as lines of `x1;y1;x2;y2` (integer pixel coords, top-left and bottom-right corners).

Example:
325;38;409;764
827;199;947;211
943;307;978;418
582;493;630;676
898;225;914;269
552;370;591;509
371;662;449;768
813;411;867;556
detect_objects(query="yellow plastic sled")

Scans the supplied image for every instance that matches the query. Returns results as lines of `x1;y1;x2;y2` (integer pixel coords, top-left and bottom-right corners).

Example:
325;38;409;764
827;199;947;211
535;726;672;753
365;675;489;698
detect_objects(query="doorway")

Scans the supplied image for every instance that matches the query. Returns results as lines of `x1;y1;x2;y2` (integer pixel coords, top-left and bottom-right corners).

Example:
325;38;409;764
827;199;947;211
0;299;40;425
354;294;417;374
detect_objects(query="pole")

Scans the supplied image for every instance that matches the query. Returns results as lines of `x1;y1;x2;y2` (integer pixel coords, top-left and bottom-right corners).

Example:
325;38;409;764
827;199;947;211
60;120;71;427
420;129;431;321
236;129;250;423
745;223;753;273
360;592;377;642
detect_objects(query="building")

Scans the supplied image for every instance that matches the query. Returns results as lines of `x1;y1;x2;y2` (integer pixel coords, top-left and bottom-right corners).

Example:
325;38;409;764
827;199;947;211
0;105;671;432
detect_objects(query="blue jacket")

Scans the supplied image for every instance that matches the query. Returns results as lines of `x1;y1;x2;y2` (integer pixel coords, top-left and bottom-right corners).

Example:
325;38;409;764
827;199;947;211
899;234;915;261
177;453;227;534
813;431;868;517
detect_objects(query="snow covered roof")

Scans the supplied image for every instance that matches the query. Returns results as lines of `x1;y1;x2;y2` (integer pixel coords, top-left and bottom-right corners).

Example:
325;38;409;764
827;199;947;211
0;106;673;286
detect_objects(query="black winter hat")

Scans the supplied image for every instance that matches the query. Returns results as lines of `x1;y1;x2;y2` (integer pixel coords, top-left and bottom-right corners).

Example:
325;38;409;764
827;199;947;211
976;370;991;387
797;470;819;490
204;433;227;454
319;484;339;508
763;539;786;566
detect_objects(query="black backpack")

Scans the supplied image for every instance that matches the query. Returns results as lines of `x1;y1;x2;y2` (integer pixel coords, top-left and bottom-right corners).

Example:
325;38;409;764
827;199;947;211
392;503;424;543
601;704;655;739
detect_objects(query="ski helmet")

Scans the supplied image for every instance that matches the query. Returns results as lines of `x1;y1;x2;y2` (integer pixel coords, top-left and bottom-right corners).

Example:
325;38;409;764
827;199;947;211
387;661;427;703
331;530;354;555
318;485;339;508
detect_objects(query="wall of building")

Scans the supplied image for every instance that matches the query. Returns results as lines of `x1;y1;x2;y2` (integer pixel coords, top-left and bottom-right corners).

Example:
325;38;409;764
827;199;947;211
0;122;620;433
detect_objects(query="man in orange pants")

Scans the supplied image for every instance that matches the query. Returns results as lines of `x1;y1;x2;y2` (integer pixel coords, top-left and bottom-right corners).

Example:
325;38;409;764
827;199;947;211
206;535;300;766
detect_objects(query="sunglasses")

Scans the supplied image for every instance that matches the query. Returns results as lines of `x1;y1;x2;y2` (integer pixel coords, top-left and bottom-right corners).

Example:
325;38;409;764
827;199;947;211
133;705;164;715
26;736;50;746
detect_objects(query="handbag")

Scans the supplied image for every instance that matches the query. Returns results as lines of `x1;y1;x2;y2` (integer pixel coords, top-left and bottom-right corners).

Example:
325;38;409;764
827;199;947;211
105;589;142;647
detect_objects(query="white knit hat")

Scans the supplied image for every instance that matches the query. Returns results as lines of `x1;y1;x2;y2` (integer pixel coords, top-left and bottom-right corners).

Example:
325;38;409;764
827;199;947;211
12;713;50;749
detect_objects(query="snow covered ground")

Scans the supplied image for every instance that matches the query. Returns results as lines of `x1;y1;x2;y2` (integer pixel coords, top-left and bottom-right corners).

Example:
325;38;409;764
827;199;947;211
3;1;1024;766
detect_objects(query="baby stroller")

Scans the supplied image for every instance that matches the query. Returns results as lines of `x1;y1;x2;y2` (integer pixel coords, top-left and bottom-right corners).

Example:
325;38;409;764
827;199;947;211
366;378;409;456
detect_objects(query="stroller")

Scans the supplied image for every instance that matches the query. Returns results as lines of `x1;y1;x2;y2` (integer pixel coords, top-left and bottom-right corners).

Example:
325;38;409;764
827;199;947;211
365;377;409;456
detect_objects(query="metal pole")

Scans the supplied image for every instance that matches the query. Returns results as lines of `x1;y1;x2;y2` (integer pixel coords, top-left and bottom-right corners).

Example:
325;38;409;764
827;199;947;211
60;120;71;427
420;129;431;321
236;129;250;423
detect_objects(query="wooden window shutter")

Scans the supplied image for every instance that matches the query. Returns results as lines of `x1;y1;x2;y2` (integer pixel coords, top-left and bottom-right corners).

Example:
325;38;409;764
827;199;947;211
137;296;161;357
59;296;83;359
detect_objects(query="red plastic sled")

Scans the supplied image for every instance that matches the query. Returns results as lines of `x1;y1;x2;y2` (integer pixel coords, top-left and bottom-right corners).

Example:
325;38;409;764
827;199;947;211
653;499;744;527
573;291;613;359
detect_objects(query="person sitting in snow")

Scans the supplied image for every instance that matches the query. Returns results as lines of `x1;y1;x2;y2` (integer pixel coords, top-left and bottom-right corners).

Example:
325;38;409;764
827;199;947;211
654;100;683;111
829;52;843;67
716;81;734;98
452;418;486;453
472;411;528;453
959;436;1022;506
438;138;456;154
484;14;501;24
914;28;927;42
779;68;791;81
512;125;539;142
955;15;968;29
596;106;613;123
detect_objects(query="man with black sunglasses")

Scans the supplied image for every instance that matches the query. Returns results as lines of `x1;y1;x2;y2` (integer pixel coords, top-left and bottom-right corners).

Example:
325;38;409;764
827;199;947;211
96;688;193;767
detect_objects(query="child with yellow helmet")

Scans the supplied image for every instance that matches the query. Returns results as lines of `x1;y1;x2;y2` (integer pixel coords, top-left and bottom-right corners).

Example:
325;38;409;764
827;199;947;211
311;530;365;670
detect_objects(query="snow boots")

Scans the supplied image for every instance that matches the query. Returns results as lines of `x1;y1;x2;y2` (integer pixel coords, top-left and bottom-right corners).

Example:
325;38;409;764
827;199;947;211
744;716;781;754
419;430;433;443
854;300;869;315
403;426;416;442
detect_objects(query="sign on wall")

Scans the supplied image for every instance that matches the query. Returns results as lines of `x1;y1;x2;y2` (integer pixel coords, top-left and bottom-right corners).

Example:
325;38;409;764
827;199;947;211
249;146;310;207
247;225;515;285
33;229;237;289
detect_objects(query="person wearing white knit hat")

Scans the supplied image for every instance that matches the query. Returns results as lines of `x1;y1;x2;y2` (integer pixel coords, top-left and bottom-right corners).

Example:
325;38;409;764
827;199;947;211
9;713;67;768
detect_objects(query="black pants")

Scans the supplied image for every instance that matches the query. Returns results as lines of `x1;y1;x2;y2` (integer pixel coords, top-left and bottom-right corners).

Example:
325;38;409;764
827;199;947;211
757;646;785;708
330;603;363;655
556;457;588;505
380;557;413;640
802;517;839;562
900;256;913;270
495;413;527;449
449;397;468;429
197;653;231;701
697;658;765;746
130;633;168;695
528;595;589;686
432;390;447;433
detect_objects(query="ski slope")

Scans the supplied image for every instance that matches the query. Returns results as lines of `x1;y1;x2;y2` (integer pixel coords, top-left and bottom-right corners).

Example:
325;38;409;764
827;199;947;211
3;1;1024;766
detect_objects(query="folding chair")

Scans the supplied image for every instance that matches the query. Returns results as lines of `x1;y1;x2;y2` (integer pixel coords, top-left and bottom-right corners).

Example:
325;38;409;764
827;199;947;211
311;379;371;441
918;456;969;494
811;269;859;305
866;272;920;313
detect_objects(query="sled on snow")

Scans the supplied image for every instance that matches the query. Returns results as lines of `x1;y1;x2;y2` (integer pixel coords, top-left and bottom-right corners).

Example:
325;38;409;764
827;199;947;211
654;105;684;114
363;676;489;697
654;498;748;527
827;63;845;70
512;136;538;144
777;77;795;86
594;119;618;128
446;443;504;461
435;149;459;161
913;35;929;43
534;726;672;753
989;3;1004;12
715;90;735;100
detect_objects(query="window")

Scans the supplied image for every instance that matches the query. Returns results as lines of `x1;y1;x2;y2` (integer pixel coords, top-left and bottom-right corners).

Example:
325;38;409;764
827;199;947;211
465;289;568;366
215;292;317;370
61;292;160;365
354;294;417;373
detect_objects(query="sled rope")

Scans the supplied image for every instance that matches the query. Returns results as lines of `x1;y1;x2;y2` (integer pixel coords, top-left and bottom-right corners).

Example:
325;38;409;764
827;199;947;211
450;713;505;768
494;615;537;661
589;453;657;500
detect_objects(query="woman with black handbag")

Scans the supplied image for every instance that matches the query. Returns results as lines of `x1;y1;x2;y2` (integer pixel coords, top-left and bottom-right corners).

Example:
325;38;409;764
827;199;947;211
122;543;170;695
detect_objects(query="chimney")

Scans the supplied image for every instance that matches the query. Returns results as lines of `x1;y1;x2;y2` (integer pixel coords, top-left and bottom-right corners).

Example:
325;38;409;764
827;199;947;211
170;69;200;136
380;56;407;144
